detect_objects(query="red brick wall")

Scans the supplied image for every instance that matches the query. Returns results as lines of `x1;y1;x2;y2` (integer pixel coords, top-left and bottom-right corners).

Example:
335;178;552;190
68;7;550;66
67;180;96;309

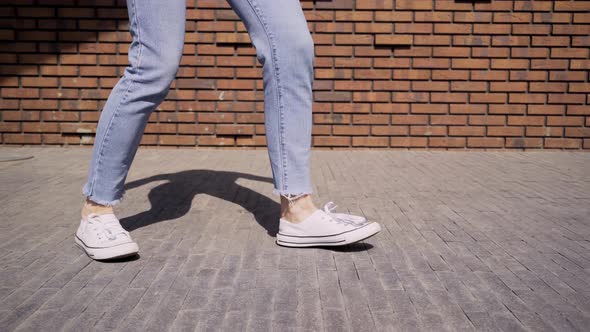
1;0;589;149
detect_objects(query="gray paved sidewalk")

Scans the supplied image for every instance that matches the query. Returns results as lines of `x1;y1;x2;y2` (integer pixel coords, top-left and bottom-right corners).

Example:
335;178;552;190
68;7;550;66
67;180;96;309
0;147;589;332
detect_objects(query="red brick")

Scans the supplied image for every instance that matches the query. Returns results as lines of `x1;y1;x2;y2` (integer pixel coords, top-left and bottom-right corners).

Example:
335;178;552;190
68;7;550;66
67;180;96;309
333;125;370;136
530;83;567;93
354;69;391;80
510;71;547;81
21;77;58;88
567;105;590;116
451;82;487;92
411;81;448;92
532;36;570;47
391;92;430;103
396;0;432;10
487;126;524;137
236;136;266;147
411;104;448;114
313;136;350;147
490;82;527;92
355;22;392;33
506;138;543;149
568;83;590;93
511;48;549;58
158;135;197;146
565;127;590;138
2;111;40;121
371;126;408;136
374;35;412;46
467;137;504;148
390;137;427;148
528;105;565;115
429;137;465;148
352;137;389;147
431;115;467;125
449;126;485;136
554;2;590;12
414;35;452;46
491;59;529;69
22;122;59;133
469;116;506;126
215;125;255;136
315;91;352;102
470;93;507;104
0;123;21;133
392;115;428;125
372;104;410;114
410;125;446;136
544;138;582;149
1;88;39;99
474;24;510;35
450;104;487;114
316;22;353;33
336;12;372;22
353;92;389;102
356;0;393;10
40;66;78;76
507;116;545;126
352;114;389;124
489;105;526;115
4;134;41;144
547;116;584;127
509;93;546;104
415;12;452;22
21;100;58;110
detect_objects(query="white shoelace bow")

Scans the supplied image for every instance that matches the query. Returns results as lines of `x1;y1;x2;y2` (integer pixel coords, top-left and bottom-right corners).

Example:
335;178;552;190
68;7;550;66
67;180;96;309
87;214;129;241
322;201;368;226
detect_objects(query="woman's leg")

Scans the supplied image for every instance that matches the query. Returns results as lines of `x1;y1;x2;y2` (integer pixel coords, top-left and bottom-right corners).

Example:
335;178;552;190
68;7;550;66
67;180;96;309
82;0;186;206
226;0;315;208
75;0;186;260
227;0;382;246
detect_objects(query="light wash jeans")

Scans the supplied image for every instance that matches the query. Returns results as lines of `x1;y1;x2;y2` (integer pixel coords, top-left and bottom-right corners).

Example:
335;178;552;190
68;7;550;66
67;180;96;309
82;0;314;206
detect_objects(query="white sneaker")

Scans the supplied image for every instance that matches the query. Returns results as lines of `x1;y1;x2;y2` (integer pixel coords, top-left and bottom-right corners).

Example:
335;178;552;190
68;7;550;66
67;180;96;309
276;201;381;247
75;213;139;260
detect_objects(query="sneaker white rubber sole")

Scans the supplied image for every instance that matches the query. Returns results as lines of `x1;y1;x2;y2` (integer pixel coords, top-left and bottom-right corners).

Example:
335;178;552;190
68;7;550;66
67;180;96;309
276;221;381;247
75;235;139;260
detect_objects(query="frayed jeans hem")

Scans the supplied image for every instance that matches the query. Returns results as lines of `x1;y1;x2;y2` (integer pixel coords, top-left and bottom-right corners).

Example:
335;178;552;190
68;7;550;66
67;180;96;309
272;187;313;207
272;187;313;198
82;189;124;207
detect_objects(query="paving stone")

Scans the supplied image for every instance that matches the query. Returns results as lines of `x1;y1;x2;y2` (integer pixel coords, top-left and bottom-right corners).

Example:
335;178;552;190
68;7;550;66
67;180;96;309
296;287;323;331
0;147;588;331
169;310;201;331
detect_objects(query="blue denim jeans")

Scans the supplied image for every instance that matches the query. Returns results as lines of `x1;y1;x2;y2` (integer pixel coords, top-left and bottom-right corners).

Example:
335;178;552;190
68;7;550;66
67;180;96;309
82;0;314;205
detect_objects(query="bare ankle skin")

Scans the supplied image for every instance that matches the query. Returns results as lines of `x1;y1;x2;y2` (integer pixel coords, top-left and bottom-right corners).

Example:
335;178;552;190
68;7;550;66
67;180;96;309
280;194;318;223
81;198;114;218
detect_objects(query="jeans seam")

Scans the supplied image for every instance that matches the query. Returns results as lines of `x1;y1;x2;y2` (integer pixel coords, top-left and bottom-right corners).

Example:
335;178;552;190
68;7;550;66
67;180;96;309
87;0;144;198
244;0;289;192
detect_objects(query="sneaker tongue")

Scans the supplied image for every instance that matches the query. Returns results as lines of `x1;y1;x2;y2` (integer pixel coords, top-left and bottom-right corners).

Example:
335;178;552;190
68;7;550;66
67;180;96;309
98;214;128;238
315;209;330;220
297;209;325;224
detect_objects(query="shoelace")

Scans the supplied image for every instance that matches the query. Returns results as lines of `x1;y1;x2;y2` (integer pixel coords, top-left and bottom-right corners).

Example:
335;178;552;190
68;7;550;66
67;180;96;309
322;201;368;226
87;214;129;241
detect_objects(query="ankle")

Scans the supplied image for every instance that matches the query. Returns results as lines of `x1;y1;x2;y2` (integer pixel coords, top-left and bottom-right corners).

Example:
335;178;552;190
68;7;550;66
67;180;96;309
81;198;114;218
280;194;318;222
